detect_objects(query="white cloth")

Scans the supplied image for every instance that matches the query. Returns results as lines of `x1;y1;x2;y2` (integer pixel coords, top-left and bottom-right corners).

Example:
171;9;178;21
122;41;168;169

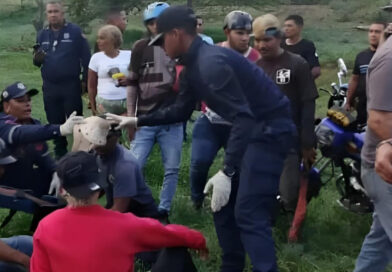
88;50;131;100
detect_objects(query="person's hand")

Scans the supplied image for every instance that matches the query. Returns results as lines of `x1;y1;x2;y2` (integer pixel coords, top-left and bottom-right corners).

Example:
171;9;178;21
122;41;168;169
105;113;137;130
203;170;231;212
49;172;61;196
20;255;30;271
302;148;317;170
128;127;136;141
117;77;130;87
59;111;85;136
375;142;392;183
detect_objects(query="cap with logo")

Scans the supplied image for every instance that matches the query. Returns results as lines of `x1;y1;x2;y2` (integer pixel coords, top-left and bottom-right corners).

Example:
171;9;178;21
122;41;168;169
148;5;197;46
252;14;281;40
223;10;253;31
56;151;107;199
1;82;38;103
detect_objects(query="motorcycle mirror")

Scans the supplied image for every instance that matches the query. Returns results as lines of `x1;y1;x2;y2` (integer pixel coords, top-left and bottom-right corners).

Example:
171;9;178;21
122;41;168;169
337;58;348;76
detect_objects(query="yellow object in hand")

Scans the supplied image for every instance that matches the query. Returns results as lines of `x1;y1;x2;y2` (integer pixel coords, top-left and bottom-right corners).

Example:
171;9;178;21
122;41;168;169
112;73;125;80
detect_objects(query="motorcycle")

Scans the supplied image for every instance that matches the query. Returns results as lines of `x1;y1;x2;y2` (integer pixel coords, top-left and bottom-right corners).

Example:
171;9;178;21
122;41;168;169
315;58;372;213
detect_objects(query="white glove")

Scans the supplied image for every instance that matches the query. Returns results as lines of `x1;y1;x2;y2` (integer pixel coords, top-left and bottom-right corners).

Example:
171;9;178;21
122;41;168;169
105;113;137;130
49;172;61;196
203;170;231;212
59;111;85;136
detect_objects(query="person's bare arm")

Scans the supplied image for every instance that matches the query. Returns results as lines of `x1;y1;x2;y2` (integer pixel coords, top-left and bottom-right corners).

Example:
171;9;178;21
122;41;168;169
111;197;132;213
311;66;321;79
88;69;98;115
367;110;392;140
375;141;392;183
345;74;359;110
0;240;30;270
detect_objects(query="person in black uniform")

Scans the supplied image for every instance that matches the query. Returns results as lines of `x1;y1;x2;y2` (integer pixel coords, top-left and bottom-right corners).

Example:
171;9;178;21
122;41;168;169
107;6;296;272
33;0;91;159
0;82;83;196
282;15;321;79
345;22;386;125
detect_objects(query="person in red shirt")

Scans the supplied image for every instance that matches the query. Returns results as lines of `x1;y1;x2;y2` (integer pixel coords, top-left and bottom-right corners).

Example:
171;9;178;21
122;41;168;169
30;151;207;272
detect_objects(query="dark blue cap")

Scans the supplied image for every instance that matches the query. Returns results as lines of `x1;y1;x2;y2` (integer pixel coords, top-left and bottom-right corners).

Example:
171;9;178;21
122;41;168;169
1;82;38;102
56;151;108;199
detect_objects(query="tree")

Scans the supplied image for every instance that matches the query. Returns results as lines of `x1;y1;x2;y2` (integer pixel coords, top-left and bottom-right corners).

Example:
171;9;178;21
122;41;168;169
187;0;193;7
32;0;45;32
66;0;141;33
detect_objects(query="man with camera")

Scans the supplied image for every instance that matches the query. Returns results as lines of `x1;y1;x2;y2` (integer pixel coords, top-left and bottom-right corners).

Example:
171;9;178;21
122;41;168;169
33;0;91;159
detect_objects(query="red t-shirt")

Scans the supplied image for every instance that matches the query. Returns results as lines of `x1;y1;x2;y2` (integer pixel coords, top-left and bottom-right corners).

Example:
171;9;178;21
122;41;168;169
31;205;206;272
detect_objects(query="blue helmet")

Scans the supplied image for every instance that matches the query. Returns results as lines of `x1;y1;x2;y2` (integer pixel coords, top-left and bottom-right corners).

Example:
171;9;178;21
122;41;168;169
143;2;170;22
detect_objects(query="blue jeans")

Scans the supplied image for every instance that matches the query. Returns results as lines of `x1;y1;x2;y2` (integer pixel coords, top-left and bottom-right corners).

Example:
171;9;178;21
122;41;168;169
0;235;33;272
354;165;392;272
190;114;230;204
131;123;183;212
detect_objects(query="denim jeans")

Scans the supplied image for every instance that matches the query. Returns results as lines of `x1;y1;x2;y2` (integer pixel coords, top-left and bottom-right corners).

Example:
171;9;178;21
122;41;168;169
0;235;33;272
190;114;230;204
354;165;392;272
131;123;183;212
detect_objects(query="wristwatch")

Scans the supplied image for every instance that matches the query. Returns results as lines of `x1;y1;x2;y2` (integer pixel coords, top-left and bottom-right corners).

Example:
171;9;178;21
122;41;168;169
223;165;236;178
376;138;392;149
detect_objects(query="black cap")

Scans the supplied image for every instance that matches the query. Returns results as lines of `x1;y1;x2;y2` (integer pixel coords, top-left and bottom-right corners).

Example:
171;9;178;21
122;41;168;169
149;5;197;46
0;139;16;165
56;151;107;199
1;82;38;103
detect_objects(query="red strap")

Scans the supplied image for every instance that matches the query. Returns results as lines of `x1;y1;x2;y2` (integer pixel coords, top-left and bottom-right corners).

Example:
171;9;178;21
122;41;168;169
172;65;184;92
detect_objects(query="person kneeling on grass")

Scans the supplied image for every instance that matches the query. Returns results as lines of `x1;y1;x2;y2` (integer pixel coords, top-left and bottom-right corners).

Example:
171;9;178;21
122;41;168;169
0;82;84;197
0;143;32;272
31;151;207;272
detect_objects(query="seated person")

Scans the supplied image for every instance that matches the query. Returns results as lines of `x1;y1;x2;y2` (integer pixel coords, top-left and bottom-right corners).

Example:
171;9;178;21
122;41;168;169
31;151;207;272
72;116;161;219
0;82;83;196
0;143;32;272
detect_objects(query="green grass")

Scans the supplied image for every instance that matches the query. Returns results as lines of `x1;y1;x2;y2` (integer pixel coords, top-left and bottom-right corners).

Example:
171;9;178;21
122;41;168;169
1;3;391;272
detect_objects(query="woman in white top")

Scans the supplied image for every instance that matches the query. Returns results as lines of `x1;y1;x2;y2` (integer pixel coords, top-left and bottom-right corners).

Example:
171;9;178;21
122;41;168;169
88;25;131;115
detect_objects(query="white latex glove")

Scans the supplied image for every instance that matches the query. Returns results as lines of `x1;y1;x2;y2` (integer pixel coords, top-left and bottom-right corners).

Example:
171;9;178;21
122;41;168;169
49;172;61;196
203;170;231;212
59;111;85;136
105;113;137;130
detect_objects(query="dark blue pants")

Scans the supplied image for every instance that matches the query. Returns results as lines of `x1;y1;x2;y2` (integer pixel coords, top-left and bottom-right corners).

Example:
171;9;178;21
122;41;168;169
213;174;245;272
43;80;83;159
190;114;230;204
235;136;291;272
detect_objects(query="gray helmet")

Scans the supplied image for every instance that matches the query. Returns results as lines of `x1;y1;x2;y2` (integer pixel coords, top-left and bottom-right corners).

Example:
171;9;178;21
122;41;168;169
223;10;253;31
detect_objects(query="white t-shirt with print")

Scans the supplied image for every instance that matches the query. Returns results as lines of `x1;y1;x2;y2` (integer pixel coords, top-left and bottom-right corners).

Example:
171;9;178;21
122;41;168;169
88;50;131;100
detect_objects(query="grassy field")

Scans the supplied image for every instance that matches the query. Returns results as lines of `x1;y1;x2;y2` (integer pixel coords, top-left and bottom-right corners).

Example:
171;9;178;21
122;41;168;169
0;1;391;271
